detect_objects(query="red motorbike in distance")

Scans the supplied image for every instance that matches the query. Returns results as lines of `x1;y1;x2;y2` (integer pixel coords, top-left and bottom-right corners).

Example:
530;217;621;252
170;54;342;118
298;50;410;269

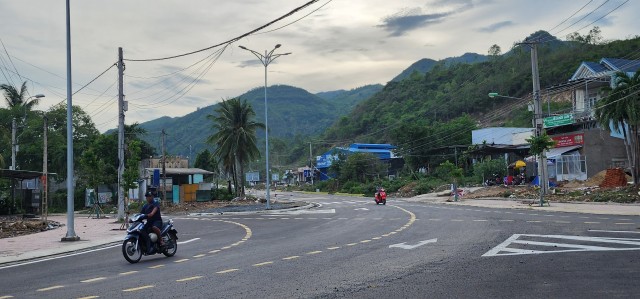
375;188;387;205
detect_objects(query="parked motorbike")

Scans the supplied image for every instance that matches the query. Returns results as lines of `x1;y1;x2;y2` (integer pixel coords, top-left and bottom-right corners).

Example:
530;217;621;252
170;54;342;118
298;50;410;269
485;174;503;186
375;189;387;205
122;213;178;264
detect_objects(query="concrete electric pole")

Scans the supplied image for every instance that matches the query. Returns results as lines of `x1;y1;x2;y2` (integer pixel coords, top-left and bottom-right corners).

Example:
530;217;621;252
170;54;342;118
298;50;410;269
528;42;548;207
117;47;126;220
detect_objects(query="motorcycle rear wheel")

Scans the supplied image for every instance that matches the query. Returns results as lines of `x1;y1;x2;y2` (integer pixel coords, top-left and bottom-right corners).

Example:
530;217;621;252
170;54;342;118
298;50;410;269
122;238;142;264
163;233;178;257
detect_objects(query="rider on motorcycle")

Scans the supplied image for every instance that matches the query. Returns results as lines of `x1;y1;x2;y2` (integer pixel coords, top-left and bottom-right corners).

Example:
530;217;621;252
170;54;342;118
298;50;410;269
141;191;164;254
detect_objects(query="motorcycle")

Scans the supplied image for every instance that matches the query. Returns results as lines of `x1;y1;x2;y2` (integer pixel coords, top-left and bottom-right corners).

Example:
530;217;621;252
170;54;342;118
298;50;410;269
375;189;387;205
122;213;178;264
485;174;503;186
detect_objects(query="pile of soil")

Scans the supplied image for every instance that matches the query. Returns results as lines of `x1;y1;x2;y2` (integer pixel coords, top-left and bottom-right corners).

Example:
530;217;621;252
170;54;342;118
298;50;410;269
0;216;60;239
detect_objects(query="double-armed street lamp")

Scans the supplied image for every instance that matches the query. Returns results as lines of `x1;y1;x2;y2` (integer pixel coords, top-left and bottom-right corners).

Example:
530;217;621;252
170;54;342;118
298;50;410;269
239;44;291;209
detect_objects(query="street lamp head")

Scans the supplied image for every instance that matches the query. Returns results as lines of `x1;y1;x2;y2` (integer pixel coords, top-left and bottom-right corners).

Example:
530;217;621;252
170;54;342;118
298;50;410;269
35;94;45;98
238;45;247;50
274;44;281;49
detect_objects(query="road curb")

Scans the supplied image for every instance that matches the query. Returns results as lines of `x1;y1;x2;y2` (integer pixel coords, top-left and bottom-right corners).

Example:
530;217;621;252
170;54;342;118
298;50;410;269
188;202;318;216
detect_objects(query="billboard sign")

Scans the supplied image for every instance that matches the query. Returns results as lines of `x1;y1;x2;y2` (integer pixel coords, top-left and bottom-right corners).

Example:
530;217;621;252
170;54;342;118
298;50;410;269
544;114;574;128
246;172;260;182
551;133;584;147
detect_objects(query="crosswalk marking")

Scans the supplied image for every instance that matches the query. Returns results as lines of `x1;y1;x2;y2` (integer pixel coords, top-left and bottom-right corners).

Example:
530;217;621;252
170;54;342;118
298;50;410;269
484;234;640;257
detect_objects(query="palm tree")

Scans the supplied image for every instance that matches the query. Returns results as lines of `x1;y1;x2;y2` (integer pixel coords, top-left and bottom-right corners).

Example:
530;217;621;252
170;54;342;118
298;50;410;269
207;98;264;198
595;71;640;185
1;81;40;112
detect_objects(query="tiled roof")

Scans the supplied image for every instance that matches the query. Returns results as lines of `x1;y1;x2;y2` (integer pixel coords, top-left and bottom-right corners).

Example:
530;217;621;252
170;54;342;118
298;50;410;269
601;58;640;73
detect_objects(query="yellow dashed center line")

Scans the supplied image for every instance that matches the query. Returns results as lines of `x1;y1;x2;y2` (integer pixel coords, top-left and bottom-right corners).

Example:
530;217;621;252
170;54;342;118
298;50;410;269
327;246;340;250
37;285;64;292
123;285;154;292
216;269;239;274
282;256;300;260
119;271;138;276
307;250;323;255
360;240;371;243
372;237;381;240
81;277;106;283
253;261;274;267
148;265;164;269
193;254;206;258
389;232;397;235
221;246;232;250
346;243;358;246
209;250;221;254
176;276;203;282
174;259;189;263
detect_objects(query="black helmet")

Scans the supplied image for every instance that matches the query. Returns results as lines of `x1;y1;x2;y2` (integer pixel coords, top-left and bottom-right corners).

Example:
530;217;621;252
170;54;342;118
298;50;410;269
145;191;153;197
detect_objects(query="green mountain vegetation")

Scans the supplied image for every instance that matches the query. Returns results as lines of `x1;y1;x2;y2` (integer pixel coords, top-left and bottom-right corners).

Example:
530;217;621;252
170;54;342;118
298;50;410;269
319;31;640;171
136;84;382;159
391;53;488;82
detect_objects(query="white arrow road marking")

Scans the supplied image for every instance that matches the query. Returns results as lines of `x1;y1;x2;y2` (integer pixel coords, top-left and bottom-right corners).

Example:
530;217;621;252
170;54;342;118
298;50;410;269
483;234;640;257
389;238;438;250
354;208;369;211
178;238;200;245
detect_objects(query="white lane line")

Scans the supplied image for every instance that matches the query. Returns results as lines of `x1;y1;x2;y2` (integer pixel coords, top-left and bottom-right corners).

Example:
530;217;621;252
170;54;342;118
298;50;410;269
37;285;64;292
589;230;640;234
81;277;106;283
122;285;154;292
178;238;200;244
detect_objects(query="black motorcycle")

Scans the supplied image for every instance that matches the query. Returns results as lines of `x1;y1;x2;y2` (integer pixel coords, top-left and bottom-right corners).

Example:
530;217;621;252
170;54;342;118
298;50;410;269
122;213;178;263
485;174;503;186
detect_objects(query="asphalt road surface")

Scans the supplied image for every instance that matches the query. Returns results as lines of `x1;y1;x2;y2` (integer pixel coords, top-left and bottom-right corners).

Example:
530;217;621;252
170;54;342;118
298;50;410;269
2;192;640;298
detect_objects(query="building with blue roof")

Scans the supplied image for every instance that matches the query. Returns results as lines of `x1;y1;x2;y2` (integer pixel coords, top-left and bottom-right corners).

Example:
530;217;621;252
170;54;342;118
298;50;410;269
314;143;402;180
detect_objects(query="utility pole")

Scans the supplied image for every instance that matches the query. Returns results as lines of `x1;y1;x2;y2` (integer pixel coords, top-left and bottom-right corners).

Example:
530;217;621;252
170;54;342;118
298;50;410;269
117;47;126;220
42;116;48;222
11;118;16;170
162;129;167;205
529;43;548;207
309;142;313;185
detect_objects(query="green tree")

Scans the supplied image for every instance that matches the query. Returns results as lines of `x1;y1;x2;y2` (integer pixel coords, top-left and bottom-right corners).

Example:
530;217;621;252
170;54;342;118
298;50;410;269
595;71;640;185
207;98;264;198
1;81;40;112
339;152;386;183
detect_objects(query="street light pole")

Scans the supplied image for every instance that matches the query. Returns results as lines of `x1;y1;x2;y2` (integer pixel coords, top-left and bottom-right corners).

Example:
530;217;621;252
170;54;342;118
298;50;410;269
239;44;291;210
63;0;79;241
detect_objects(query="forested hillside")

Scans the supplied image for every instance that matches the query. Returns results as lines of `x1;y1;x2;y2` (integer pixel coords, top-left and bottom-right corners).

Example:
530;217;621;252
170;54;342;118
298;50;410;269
136;84;380;158
319;31;640;170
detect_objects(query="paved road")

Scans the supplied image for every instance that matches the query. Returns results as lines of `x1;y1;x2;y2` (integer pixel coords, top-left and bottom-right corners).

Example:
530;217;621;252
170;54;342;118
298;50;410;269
2;192;640;298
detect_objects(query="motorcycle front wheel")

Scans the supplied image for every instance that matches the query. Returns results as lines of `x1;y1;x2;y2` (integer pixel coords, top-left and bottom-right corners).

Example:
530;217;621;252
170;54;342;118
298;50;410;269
122;238;142;264
163;233;178;257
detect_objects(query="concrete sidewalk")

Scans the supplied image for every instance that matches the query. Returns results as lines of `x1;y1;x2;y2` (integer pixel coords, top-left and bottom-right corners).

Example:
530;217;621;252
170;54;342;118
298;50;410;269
0;214;124;266
2;193;640;267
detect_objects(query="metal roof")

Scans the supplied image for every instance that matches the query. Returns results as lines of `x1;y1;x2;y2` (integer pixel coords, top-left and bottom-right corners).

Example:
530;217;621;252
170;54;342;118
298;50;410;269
145;168;213;175
0;169;51;180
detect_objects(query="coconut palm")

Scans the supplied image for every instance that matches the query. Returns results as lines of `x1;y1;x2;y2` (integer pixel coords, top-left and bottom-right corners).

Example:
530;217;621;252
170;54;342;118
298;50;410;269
595;71;640;185
207;98;264;198
1;81;40;112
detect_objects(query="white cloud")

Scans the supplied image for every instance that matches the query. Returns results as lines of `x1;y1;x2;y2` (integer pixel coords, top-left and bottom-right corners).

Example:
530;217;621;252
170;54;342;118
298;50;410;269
0;0;637;132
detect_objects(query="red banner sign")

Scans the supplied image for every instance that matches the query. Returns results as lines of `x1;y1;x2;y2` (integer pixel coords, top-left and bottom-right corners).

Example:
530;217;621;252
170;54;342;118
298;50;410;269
552;133;584;147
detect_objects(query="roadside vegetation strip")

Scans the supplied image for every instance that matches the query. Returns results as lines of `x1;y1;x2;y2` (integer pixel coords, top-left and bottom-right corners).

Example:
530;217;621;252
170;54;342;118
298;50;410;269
122;285;154;292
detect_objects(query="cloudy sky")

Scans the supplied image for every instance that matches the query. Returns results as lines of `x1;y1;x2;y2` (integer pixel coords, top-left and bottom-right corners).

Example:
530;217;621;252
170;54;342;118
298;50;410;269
0;0;638;132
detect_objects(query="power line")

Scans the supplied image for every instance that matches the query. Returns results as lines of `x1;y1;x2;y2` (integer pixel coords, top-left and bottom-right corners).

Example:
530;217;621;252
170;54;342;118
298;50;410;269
124;0;322;62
